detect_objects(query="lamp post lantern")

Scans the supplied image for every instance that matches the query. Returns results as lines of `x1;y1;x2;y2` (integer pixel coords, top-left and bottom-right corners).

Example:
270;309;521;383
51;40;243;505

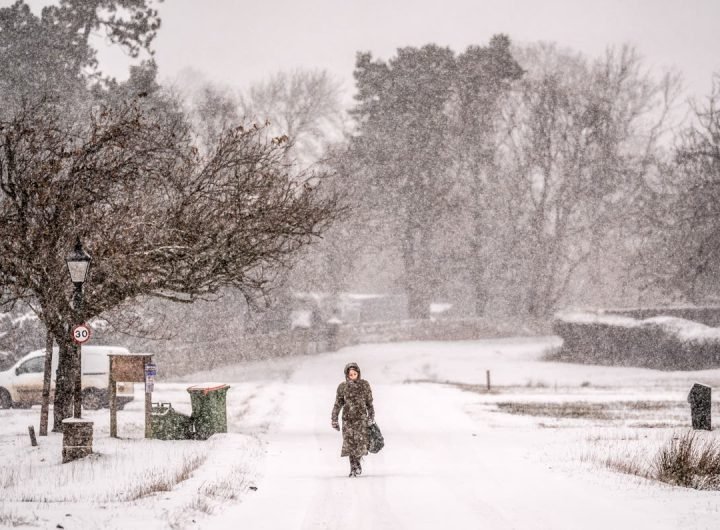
66;238;92;418
66;238;92;285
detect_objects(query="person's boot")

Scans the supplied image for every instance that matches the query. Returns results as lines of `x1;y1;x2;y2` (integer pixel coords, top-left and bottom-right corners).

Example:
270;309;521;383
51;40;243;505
355;457;362;476
349;456;358;477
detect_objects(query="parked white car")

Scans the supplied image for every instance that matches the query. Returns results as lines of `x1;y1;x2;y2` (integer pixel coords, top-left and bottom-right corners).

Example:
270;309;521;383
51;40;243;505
0;345;135;410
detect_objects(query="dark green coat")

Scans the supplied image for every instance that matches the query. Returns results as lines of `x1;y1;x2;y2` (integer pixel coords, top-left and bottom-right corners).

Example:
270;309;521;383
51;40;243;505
331;362;375;457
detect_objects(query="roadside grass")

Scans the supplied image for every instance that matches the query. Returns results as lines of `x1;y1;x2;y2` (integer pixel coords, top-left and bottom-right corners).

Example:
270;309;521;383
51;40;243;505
165;456;260;525
406;378;616;395
494;400;687;424
407;378;689;425
0;503;38;527
583;430;720;490
124;453;207;501
0;439;210;503
604;453;648;477
496;401;613;420
199;465;250;501
188;495;214;515
653;431;720;489
174;464;253;520
404;378;500;394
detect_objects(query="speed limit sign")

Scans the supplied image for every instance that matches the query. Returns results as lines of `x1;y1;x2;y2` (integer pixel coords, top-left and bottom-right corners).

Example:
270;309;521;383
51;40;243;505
71;324;92;344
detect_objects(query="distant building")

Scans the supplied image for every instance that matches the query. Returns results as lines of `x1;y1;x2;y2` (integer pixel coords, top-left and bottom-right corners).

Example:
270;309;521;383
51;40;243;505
291;292;409;327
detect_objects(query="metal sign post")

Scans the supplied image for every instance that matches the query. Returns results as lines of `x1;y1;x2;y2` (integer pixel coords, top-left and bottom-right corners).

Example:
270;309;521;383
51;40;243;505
70;323;91;419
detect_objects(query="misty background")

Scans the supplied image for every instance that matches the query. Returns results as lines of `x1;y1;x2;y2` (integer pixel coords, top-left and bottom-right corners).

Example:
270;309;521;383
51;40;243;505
1;0;720;367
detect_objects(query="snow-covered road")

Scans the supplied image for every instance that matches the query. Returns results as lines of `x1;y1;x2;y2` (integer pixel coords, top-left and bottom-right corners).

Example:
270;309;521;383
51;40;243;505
3;337;720;529
210;339;718;530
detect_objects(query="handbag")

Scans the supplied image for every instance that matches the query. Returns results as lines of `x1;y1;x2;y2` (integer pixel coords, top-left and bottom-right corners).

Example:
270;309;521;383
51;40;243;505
368;421;385;453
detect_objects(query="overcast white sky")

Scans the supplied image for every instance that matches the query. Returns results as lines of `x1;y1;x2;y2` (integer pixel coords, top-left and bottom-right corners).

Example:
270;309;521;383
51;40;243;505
19;0;720;105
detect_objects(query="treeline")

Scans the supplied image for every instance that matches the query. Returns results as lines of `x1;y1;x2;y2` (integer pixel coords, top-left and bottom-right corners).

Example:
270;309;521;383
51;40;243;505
297;38;720;321
2;1;720;371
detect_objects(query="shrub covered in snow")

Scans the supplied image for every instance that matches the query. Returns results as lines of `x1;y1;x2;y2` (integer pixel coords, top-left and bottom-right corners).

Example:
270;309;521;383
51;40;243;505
653;431;720;490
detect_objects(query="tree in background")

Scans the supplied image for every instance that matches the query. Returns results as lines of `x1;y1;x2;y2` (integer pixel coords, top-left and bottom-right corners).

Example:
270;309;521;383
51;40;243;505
344;39;523;319
191;84;242;150
499;44;678;317
236;70;349;319
636;75;720;302
452;35;524;316
181;69;344;168
349;44;457;318
240;69;345;169
0;0;161;103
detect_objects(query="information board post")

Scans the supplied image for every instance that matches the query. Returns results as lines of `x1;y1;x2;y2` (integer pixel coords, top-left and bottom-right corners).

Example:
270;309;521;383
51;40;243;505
108;353;154;438
109;367;117;438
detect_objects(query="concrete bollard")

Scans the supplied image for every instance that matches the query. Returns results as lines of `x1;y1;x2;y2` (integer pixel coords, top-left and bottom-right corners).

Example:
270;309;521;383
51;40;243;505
62;418;94;463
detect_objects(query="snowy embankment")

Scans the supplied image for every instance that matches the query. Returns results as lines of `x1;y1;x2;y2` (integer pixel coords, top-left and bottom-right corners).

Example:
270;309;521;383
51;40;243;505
2;337;720;529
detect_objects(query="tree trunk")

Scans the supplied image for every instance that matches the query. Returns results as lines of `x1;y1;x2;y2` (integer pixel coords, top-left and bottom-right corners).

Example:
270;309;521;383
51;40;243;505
39;331;53;436
402;218;431;320
474;280;488;317
527;261;544;318
407;287;430;320
52;338;74;432
472;216;488;317
469;161;490;318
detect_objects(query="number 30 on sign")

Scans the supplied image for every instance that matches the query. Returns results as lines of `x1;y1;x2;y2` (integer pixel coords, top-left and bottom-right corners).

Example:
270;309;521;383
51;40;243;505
72;324;92;344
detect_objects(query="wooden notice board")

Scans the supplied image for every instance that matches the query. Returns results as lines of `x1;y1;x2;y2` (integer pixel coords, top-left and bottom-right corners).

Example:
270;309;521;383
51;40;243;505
108;353;154;438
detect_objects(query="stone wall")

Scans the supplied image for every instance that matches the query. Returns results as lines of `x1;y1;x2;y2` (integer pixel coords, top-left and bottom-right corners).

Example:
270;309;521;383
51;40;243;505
153;317;541;377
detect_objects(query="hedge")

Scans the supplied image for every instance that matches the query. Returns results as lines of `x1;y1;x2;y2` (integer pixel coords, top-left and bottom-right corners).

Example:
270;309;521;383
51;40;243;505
552;310;720;370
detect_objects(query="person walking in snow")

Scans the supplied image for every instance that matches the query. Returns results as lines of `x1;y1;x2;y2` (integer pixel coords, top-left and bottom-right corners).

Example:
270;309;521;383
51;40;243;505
331;362;375;477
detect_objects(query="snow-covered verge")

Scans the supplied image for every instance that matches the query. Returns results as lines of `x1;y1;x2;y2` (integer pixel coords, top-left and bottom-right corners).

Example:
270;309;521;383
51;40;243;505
2;338;720;529
0;359;298;529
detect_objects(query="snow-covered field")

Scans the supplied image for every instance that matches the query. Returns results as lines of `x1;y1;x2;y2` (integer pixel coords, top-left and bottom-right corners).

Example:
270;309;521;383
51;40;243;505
2;336;720;529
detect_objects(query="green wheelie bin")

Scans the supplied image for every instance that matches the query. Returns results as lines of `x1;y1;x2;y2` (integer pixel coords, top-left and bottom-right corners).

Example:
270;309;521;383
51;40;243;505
187;383;230;440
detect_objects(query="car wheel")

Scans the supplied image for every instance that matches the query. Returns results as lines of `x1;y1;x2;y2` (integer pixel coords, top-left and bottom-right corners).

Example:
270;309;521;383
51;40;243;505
82;389;103;410
0;388;11;409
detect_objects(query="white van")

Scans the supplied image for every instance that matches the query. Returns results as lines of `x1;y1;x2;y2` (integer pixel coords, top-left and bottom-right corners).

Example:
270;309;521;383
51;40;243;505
0;345;135;410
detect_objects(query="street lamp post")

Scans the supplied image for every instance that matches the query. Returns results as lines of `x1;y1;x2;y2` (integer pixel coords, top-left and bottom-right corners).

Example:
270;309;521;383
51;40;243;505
66;238;92;419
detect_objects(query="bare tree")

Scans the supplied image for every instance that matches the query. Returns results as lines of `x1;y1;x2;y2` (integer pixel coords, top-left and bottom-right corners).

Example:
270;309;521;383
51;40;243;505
189;83;242;150
499;44;678;316
636;74;720;302
240;69;345;168
0;96;340;430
